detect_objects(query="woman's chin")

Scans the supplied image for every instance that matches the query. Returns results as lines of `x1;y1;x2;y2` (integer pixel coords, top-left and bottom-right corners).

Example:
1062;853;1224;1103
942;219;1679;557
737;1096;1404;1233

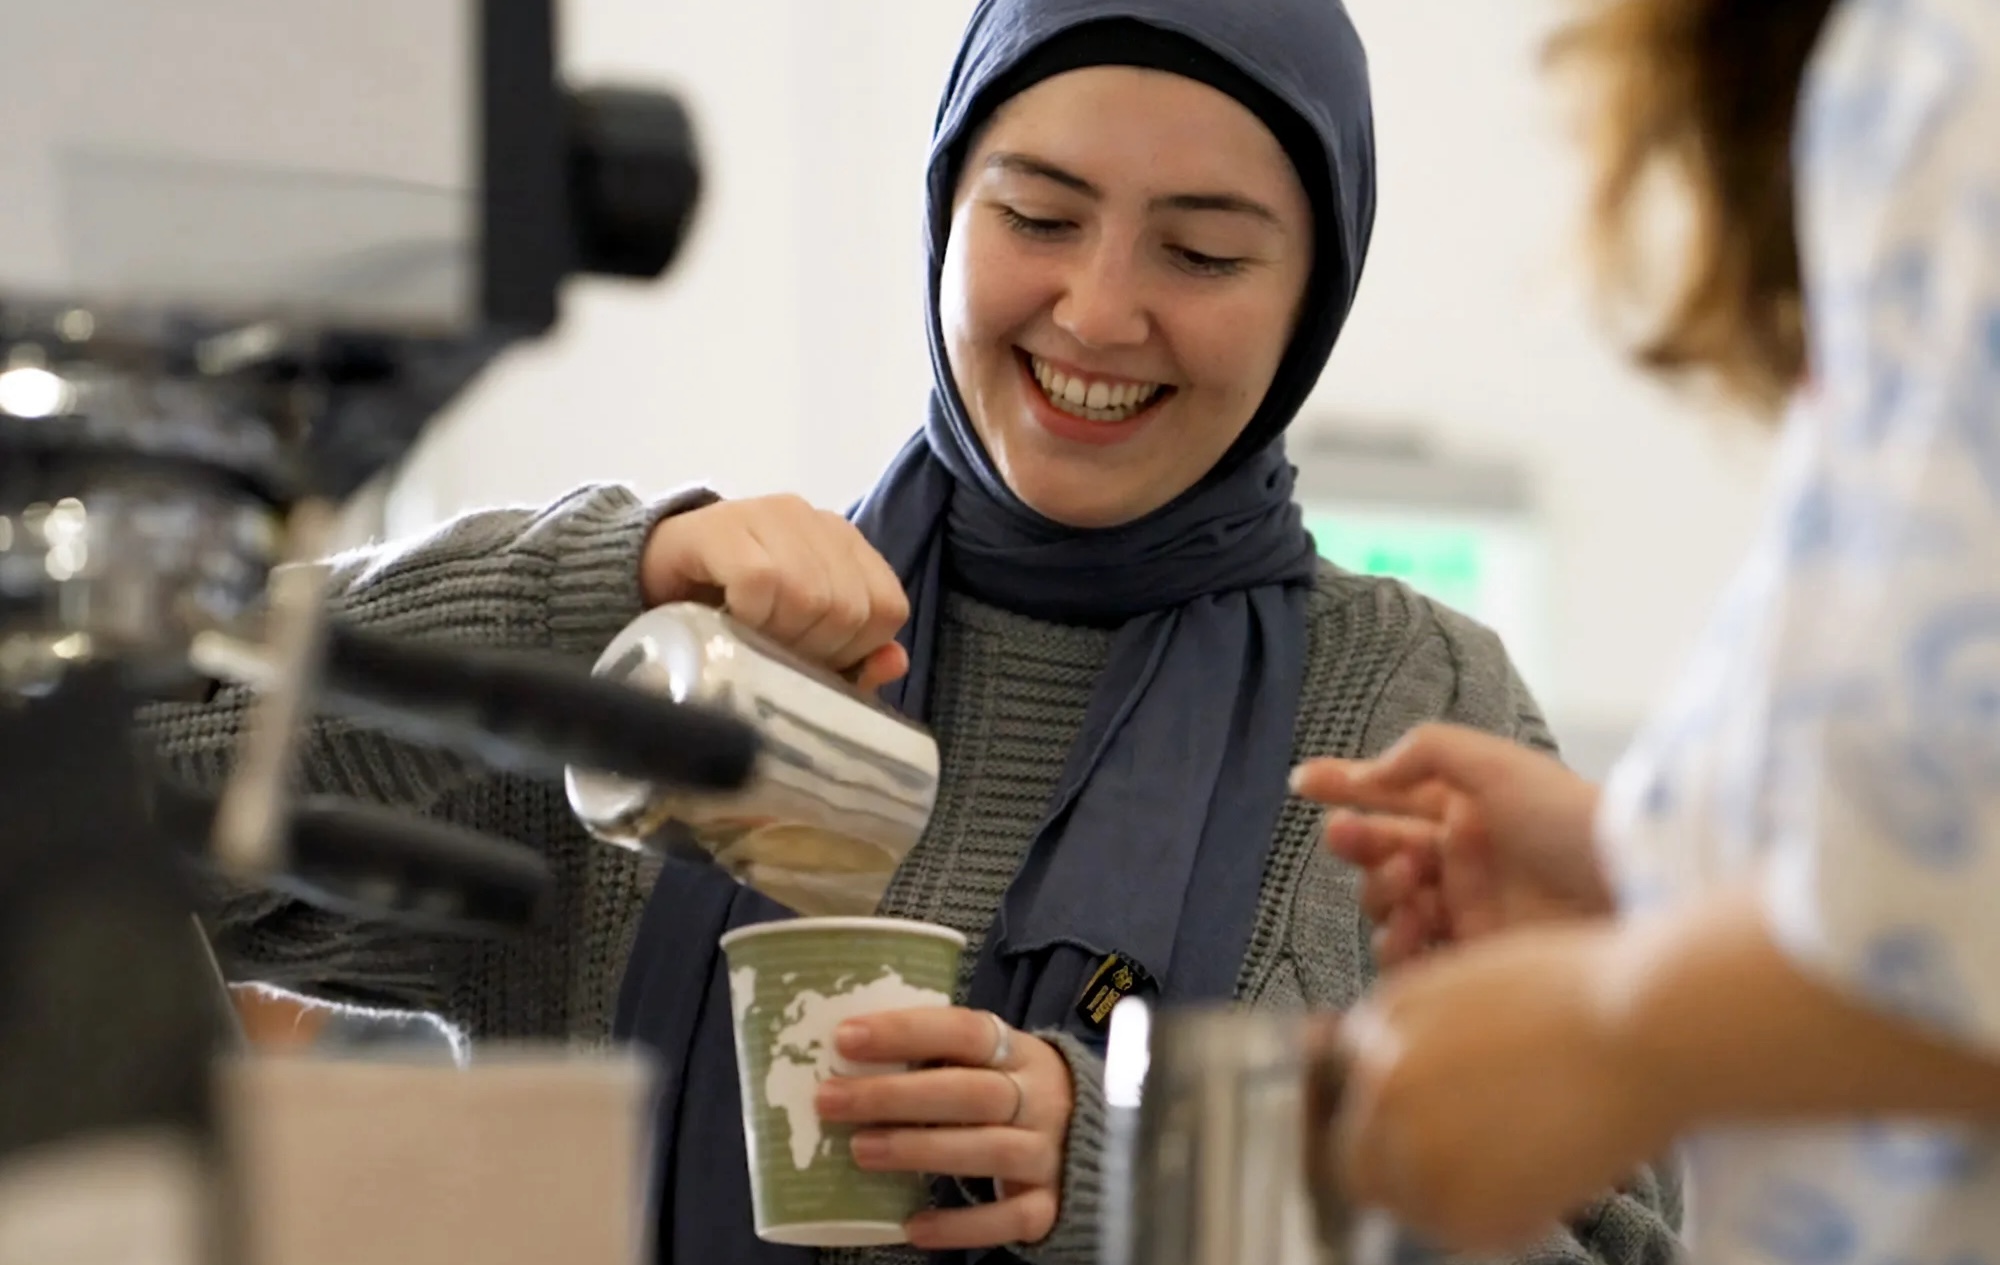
1006;469;1164;530
976;416;1182;528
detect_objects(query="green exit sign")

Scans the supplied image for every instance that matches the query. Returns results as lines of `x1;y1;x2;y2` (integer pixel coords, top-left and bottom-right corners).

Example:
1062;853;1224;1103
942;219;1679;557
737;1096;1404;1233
1304;512;1486;613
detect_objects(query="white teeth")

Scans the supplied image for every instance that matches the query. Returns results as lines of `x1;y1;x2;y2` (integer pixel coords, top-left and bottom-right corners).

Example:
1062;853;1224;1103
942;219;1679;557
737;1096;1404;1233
1027;354;1166;423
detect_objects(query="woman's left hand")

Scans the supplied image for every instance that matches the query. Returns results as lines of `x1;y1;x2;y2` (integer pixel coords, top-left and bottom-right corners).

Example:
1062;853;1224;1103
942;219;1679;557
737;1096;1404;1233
1332;923;1684;1253
816;1007;1074;1251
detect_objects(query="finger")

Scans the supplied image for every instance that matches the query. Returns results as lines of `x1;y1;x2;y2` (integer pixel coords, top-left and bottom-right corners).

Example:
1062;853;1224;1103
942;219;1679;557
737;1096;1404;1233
852;642;910;693
1411;885;1447;944
743;507;838;648
676;529;782;627
792;584;871;670
1358;853;1426;926
837;1007;1002;1069
1322;810;1444;869
1372;905;1431;968
788;512;880;668
850;1125;1058;1187
1438;804;1507;941
817;1066;1018;1127
830;522;911;670
1291;759;1385;807
1292;760;1452;821
905;1190;1058;1253
1363;724;1523;796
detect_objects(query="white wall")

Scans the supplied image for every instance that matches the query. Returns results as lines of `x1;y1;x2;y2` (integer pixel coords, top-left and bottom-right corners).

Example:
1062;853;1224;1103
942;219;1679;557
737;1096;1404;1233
1312;0;1778;737
389;0;1779;742
390;0;967;526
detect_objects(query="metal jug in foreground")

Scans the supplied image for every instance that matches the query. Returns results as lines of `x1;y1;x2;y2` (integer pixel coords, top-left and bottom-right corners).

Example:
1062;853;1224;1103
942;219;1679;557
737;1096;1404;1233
566;603;940;914
1102;997;1399;1265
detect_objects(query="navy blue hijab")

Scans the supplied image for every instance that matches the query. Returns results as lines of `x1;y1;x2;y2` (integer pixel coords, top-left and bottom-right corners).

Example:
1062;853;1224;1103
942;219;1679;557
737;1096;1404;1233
614;2;1374;1261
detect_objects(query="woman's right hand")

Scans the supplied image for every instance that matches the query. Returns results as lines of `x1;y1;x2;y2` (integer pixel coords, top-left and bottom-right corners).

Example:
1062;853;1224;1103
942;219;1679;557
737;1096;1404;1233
640;495;912;691
1290;725;1613;967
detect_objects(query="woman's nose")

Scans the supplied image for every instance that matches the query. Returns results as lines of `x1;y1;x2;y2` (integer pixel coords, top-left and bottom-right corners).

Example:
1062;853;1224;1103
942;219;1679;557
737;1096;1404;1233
1051;246;1150;348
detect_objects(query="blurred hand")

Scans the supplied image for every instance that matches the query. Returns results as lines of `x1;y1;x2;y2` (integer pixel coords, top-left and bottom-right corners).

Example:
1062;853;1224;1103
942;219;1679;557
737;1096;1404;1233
1332;922;1679;1252
815;1008;1073;1251
641;495;910;690
1291;724;1612;966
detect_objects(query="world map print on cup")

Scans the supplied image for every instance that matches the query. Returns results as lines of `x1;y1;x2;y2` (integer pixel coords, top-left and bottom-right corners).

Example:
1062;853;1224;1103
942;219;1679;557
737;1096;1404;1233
720;916;966;1248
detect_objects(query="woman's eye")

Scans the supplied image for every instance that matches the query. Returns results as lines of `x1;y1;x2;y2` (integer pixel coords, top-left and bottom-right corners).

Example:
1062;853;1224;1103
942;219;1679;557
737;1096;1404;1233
1173;247;1247;277
998;206;1072;238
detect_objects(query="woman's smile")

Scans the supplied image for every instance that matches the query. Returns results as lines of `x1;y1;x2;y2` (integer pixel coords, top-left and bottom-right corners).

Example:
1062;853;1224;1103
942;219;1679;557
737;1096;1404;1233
1014;348;1176;446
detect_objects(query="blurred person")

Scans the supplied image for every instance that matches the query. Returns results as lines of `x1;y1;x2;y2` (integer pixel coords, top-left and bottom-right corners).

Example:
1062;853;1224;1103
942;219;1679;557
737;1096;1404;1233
1293;0;2000;1258
145;0;1680;1261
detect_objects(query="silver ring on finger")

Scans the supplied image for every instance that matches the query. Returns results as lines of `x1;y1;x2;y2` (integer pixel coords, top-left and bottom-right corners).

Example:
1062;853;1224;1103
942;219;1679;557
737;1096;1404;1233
982;1011;1014;1069
998;1068;1027;1126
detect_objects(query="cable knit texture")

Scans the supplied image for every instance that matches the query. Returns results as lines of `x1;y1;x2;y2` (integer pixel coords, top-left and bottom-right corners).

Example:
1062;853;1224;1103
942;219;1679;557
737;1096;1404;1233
139;485;1682;1265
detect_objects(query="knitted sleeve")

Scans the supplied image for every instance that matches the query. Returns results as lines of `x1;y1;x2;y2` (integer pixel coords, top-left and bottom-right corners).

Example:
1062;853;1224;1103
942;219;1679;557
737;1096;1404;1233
141;482;712;1039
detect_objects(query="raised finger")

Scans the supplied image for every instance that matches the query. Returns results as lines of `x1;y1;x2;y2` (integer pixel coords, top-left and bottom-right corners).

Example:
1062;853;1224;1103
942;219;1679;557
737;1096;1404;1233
851;1125;1057;1187
817;1066;1017;1127
905;1190;1059;1253
1292;761;1451;821
1365;724;1521;795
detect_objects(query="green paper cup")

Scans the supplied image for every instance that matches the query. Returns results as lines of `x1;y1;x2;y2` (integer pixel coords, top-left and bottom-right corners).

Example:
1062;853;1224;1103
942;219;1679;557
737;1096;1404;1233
719;916;967;1248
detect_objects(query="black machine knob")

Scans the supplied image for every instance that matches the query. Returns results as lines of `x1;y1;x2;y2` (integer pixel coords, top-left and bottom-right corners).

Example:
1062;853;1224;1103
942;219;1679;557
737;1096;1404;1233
566;85;703;280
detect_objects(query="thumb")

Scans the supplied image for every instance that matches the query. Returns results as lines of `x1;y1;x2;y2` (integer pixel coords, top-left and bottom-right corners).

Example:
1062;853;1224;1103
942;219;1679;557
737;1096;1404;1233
1362;724;1520;797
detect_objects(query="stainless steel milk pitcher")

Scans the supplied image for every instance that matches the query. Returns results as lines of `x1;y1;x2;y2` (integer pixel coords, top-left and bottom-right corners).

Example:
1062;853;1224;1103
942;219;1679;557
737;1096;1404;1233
1102;998;1395;1265
565;603;939;914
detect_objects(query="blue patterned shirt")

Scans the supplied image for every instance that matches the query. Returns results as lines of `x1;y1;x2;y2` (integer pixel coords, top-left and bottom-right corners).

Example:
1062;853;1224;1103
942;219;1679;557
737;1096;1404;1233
1596;0;2000;1261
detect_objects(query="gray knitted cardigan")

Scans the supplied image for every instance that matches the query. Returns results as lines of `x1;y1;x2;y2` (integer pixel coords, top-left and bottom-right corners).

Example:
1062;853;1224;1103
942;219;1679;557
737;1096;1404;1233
141;484;1681;1265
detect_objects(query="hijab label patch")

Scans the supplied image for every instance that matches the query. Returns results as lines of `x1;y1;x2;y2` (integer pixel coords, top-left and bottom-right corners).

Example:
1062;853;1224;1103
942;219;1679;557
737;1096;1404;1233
1075;952;1156;1031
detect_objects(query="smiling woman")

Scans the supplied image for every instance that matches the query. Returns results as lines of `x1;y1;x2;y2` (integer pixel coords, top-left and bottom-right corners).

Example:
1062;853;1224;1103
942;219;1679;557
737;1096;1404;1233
942;66;1315;527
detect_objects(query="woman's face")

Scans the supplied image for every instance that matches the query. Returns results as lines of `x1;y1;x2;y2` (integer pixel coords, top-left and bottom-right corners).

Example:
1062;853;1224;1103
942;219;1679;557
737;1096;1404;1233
940;66;1315;528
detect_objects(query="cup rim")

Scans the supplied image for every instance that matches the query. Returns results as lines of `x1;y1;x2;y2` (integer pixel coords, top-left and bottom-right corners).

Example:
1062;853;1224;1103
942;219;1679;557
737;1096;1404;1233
719;916;967;951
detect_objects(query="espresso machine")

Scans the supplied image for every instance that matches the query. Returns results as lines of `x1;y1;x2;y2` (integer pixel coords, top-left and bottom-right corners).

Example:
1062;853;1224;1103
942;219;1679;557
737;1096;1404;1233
0;2;761;1258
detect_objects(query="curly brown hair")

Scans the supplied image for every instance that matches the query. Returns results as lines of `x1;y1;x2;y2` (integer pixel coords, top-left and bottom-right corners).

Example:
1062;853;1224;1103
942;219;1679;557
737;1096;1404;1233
1548;0;1838;417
